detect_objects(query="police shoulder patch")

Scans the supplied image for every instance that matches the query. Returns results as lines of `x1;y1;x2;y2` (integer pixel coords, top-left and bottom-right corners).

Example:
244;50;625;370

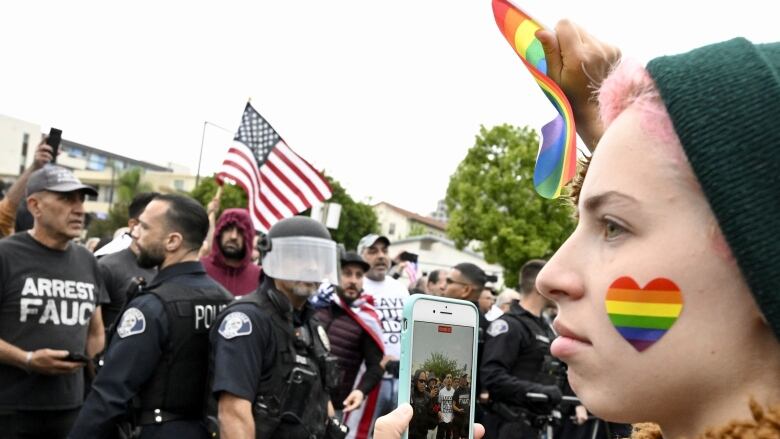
117;307;146;338
487;319;509;337
219;311;252;339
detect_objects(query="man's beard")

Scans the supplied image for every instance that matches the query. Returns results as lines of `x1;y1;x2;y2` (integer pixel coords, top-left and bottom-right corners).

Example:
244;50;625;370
220;243;245;260
291;284;317;298
338;285;361;306
137;244;165;269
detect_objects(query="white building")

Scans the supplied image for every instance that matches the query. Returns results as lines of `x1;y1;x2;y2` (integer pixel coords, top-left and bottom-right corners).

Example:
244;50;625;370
0;114;41;181
0;114;196;215
389;234;504;288
373;201;448;241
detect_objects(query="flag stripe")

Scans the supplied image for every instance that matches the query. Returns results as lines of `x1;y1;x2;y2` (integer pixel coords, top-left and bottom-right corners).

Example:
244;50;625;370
218;160;273;230
274;143;329;201
259;165;306;213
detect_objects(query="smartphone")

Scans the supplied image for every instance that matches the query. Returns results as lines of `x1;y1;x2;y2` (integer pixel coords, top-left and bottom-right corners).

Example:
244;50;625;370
399;251;418;264
64;352;89;363
46;128;62;163
399;295;479;439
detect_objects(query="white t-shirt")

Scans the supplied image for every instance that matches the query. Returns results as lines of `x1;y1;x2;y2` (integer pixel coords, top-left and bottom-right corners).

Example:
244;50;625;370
362;276;409;361
438;386;455;424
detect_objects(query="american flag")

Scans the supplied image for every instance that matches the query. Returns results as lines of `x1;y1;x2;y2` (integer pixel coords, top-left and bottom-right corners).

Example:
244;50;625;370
217;103;332;232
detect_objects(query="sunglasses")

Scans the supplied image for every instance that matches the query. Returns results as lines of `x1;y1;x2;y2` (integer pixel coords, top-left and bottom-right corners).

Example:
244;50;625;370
417;379;427;384
445;278;471;287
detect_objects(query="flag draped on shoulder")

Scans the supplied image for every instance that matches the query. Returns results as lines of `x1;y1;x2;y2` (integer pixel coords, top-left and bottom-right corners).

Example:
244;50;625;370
217;102;332;232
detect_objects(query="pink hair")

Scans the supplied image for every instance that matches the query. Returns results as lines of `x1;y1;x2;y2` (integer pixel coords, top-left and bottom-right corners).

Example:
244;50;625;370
598;58;682;153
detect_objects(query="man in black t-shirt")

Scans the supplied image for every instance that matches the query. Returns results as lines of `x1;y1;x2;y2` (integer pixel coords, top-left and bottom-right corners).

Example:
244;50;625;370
452;374;471;439
97;192;158;329
0;165;107;439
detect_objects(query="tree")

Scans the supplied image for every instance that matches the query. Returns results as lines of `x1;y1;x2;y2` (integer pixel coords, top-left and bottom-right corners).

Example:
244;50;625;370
189;176;248;216
419;352;460;382
445;124;576;288
88;167;153;238
314;176;378;251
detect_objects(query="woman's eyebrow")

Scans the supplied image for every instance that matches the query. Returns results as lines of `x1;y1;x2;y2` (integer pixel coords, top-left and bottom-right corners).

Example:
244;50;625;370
582;191;639;214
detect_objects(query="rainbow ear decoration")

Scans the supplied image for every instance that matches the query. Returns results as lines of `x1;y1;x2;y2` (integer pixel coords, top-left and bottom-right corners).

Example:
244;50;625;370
492;0;578;199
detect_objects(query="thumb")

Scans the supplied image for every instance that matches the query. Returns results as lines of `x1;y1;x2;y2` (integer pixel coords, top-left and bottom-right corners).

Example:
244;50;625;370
373;403;413;438
536;29;562;82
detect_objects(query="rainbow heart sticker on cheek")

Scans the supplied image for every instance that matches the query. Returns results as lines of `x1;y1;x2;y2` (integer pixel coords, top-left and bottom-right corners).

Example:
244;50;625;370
605;277;684;352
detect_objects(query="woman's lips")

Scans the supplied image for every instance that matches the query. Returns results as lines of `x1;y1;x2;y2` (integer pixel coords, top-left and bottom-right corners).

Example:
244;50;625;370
551;320;592;358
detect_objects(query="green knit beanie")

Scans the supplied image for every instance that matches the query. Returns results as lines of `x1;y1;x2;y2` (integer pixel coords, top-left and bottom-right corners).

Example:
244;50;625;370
646;38;780;340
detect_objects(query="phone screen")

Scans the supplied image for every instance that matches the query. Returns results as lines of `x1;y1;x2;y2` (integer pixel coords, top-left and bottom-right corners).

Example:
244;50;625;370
408;320;474;438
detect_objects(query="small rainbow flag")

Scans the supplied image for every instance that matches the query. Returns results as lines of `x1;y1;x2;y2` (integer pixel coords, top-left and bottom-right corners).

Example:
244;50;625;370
491;0;578;199
605;277;683;352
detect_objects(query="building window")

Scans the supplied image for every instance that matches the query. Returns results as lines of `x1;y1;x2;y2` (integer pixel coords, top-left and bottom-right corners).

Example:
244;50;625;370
173;180;185;191
21;133;29;157
87;154;108;171
388;223;396;235
68;147;85;158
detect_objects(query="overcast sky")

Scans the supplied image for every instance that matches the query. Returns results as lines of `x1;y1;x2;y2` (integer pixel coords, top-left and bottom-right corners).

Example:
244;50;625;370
411;321;474;374
1;1;776;215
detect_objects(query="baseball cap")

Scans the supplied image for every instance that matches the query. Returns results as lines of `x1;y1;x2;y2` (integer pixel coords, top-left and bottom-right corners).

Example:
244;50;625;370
356;233;390;255
26;165;98;197
341;251;370;272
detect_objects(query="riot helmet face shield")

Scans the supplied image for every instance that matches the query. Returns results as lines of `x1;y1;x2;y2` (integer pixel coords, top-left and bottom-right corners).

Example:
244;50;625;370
262;236;339;285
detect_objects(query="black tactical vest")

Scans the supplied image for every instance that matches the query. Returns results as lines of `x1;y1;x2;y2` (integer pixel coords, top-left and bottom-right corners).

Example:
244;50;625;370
227;283;331;438
136;280;231;419
503;307;558;386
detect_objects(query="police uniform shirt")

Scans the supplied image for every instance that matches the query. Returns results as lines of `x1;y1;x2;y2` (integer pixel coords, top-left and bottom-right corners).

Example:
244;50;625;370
480;302;554;405
0;232;107;411
98;247;156;329
68;261;223;438
209;298;277;403
210;282;324;402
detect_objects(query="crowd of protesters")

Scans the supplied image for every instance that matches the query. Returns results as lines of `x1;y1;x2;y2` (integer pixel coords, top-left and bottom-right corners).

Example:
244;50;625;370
0;138;594;438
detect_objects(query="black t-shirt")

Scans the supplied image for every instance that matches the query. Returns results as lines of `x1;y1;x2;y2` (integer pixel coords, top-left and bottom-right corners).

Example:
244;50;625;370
0;232;107;410
98;247;156;328
453;386;471;418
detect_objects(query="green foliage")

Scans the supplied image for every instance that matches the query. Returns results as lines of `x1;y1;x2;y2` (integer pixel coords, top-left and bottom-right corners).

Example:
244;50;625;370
419;352;461;382
317;176;379;251
445;124;576;288
189;176;248;216
88;167;152;238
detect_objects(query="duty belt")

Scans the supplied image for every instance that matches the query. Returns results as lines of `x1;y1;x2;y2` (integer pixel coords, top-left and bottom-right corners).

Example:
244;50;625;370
137;408;189;425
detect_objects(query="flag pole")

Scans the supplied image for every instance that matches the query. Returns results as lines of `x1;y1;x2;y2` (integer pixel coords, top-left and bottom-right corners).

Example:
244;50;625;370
196;121;207;187
196;121;235;187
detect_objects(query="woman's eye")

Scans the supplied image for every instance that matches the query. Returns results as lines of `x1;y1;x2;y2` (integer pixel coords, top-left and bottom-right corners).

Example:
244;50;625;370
602;218;626;240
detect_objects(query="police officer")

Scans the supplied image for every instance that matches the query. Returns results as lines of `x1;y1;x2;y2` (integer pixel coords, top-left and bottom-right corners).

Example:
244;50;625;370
480;259;562;439
68;194;232;438
210;216;343;439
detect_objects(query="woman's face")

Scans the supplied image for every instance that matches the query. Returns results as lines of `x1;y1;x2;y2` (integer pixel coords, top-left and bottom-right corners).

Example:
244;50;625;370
536;106;767;423
416;372;427;393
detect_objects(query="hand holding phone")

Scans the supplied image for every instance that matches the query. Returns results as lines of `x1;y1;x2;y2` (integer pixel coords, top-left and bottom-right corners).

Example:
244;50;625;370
63;352;89;363
46;128;62;164
398;296;479;439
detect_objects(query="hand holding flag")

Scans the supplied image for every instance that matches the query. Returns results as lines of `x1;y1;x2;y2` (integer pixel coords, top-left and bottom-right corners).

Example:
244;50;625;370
492;0;578;199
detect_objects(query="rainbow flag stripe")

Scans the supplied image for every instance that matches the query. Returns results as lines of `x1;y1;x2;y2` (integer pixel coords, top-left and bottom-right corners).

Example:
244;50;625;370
606;277;683;352
491;0;577;199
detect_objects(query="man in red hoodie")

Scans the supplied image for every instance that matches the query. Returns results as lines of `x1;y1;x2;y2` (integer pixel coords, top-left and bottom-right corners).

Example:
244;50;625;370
201;208;261;296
